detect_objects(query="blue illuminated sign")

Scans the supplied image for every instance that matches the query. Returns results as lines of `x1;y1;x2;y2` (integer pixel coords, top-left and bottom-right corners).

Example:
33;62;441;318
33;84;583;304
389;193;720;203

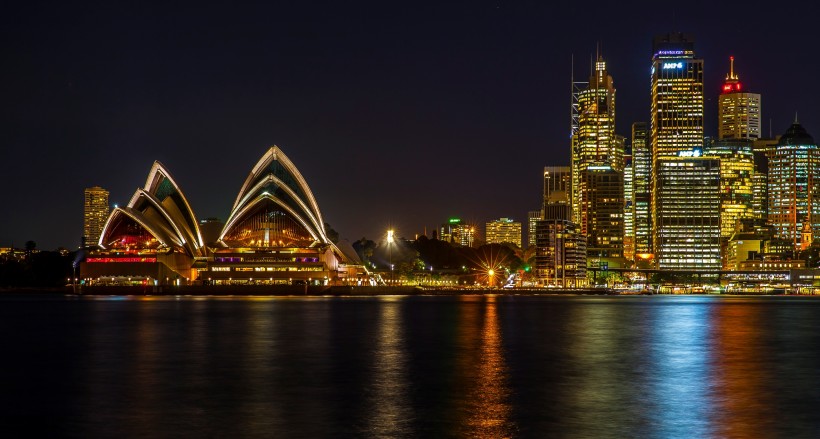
663;62;684;69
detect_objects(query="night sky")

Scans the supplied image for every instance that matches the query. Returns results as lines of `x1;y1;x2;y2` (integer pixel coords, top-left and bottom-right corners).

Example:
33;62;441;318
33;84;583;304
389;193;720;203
3;1;817;250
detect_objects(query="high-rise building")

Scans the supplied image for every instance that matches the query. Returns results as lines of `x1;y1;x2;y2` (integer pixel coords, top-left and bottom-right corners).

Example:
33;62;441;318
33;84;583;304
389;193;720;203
650;34;706;268
527;210;541;248
650;34;704;159
579;167;624;259
83;186;109;247
752;136;780;219
623;141;634;262
572;55;621;225
718;56;761;140
536;165;586;286
631;122;652;258
654;155;721;270
485;218;522;247
703;138;756;266
543;166;572;220
534;219;587;288
766;122;820;253
570;54;625;263
440;218;476;247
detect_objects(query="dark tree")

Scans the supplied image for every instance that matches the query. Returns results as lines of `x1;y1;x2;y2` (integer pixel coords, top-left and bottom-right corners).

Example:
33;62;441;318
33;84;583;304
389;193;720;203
324;223;340;244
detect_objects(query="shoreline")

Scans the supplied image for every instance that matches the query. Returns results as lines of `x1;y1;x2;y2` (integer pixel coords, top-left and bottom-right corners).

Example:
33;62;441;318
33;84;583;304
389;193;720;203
0;285;814;297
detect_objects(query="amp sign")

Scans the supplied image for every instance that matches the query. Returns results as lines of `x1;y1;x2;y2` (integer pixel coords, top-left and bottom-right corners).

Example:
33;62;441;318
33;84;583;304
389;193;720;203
663;62;684;69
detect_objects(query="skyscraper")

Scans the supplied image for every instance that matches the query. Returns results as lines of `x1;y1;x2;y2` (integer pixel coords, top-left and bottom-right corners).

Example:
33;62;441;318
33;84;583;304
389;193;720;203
545;166;572;201
580;167;624;259
572;55;620;225
570;55;624;262
631;122;652;258
766;122;820;253
718;56;761;140
650;34;704;159
654;155;721;270
703;138;756;266
536;166;586;287
83;186;109;247
650;34;706;268
623;141;634;262
527;210;541;248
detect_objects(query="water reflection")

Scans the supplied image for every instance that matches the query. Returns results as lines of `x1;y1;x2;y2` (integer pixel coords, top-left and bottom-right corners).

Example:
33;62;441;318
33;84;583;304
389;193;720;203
462;295;516;438
10;295;819;437
710;300;776;438
648;298;716;437
366;297;413;437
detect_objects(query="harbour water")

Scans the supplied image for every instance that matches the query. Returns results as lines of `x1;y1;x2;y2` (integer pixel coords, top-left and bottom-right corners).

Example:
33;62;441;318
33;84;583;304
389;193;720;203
1;294;819;437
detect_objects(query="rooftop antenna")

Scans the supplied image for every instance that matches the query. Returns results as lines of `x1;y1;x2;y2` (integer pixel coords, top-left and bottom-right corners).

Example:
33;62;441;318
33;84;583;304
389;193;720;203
795;112;799;124
769;118;772;138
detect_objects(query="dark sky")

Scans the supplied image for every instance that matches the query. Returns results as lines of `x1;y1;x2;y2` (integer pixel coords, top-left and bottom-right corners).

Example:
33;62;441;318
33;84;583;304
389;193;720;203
2;1;817;249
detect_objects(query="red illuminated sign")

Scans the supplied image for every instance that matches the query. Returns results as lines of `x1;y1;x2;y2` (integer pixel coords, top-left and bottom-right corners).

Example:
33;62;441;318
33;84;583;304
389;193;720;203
86;257;157;263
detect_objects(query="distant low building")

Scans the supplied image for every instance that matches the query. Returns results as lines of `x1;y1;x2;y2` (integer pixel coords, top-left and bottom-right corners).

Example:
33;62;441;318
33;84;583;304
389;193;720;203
440;218;476;247
485;218;521;247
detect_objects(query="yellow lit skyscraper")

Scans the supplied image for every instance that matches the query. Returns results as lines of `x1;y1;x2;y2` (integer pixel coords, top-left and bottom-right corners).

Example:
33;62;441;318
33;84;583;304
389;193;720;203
572;55;620;223
718;57;761;140
703;139;756;267
631;122;652;259
650;34;710;268
650;34;704;159
571;55;624;262
83;186;109;247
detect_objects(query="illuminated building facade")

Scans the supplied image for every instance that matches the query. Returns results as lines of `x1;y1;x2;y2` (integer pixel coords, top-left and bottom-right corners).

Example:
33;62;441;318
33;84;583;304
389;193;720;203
579;166;624;259
207;147;356;285
703;139;756;266
536;165;585;286
485;218;522;247
83;186;109;248
631;122;652;258
440;218;475;247
718;57;761;140
654;156;721;270
544;166;572;209
534;219;587;287
766;122;820;253
572;56;621;225
752;137;779;219
83;162;206;284
650;34;706;268
650;34;704;159
82;147;362;286
527;210;541;248
623;142;634;262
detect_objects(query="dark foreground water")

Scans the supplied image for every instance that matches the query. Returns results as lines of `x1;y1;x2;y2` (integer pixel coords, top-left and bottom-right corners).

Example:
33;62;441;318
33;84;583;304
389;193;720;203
2;294;820;438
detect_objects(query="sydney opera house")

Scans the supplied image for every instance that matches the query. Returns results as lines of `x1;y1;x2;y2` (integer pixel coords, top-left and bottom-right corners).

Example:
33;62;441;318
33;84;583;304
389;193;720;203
81;147;366;286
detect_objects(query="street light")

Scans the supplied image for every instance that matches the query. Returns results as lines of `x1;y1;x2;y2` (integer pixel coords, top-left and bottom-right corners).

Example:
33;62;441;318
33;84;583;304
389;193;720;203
387;229;394;286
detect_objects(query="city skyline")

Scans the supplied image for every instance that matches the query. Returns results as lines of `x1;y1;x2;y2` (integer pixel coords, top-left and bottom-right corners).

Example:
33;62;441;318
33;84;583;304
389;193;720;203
3;1;820;249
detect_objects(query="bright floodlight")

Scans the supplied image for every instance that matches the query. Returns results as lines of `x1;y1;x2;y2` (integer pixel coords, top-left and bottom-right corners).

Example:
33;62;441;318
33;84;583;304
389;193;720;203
387;229;394;243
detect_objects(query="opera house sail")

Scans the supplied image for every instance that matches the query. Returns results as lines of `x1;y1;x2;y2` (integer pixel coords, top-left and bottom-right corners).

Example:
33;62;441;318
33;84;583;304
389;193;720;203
81;146;361;287
206;146;346;285
82;162;205;284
